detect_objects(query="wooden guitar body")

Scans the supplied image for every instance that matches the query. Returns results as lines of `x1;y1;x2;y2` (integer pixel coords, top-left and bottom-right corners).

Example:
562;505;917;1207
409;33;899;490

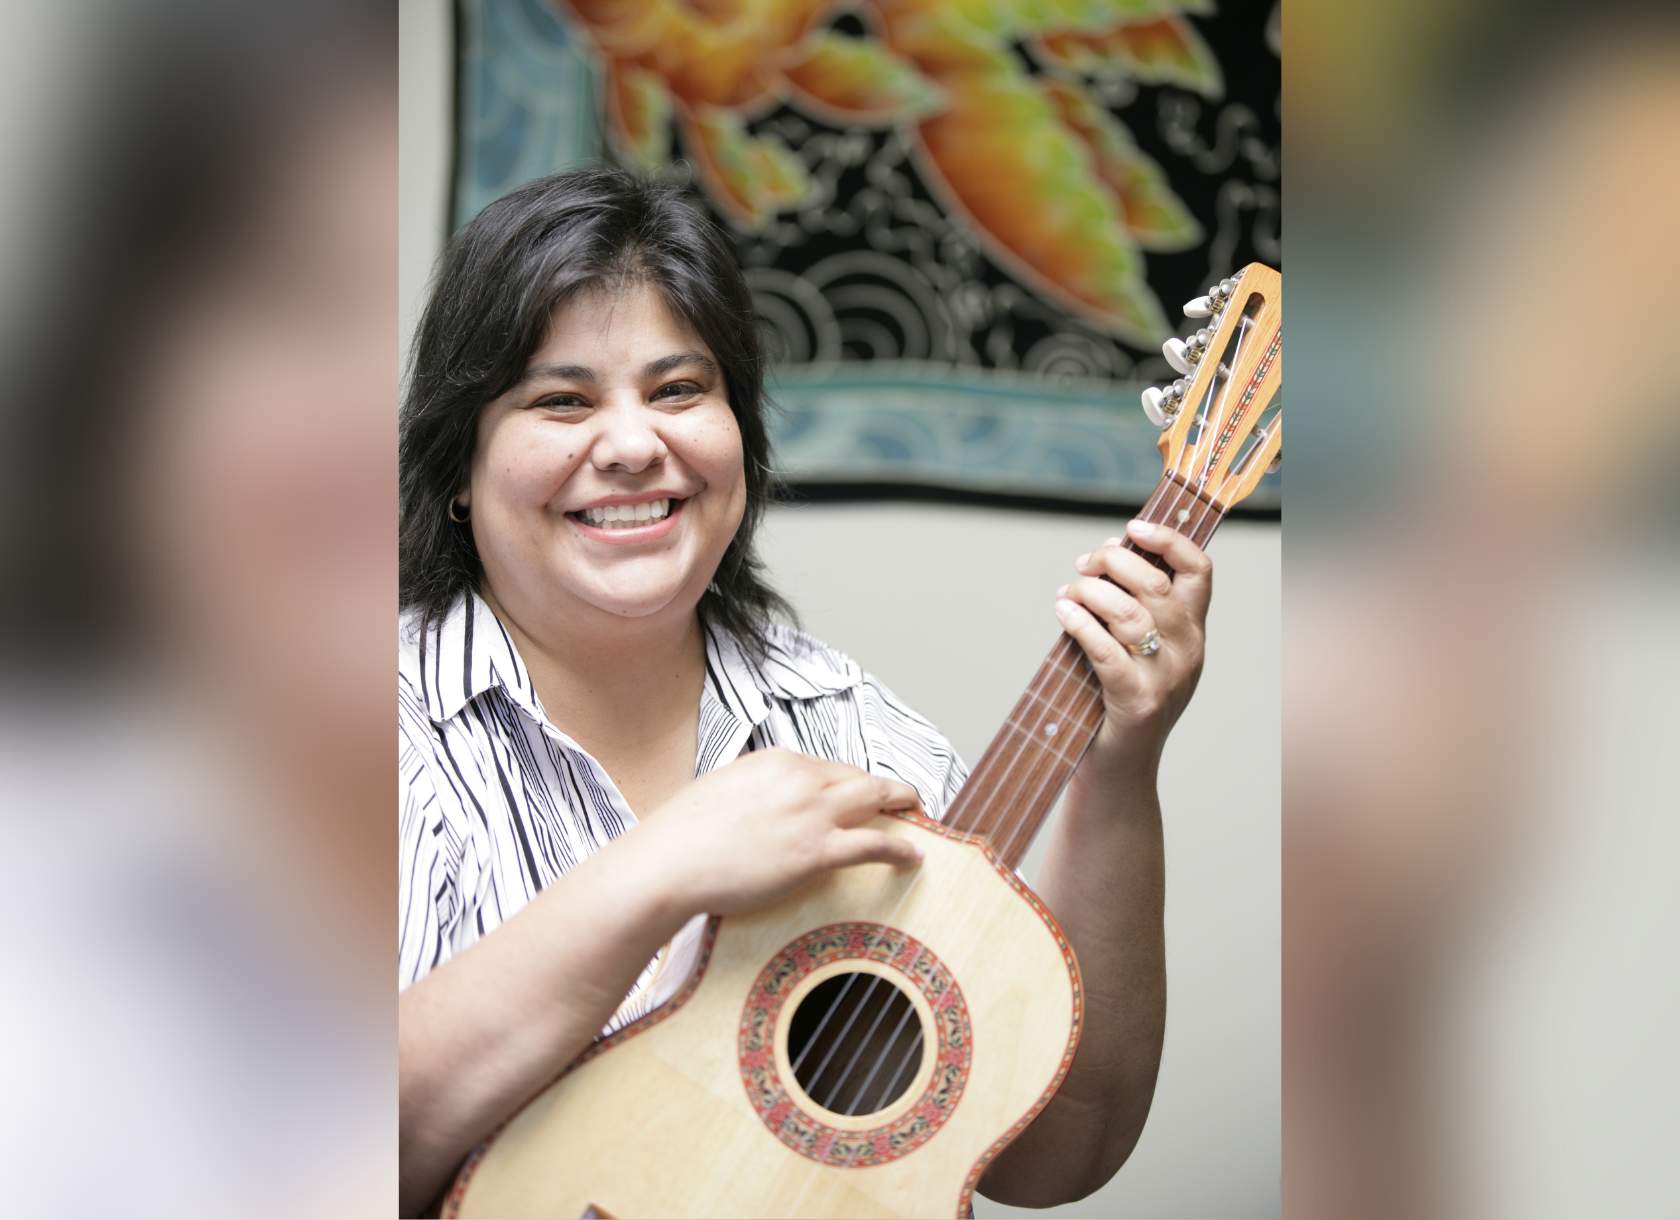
444;813;1083;1219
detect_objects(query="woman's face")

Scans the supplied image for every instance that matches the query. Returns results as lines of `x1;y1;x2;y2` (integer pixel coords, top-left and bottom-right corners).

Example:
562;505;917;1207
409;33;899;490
465;282;747;634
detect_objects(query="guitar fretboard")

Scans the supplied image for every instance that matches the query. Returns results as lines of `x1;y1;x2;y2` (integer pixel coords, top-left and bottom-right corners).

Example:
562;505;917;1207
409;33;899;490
941;473;1226;870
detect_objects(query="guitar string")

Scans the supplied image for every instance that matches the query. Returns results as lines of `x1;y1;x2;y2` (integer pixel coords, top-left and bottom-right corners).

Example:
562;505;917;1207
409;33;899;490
783;301;1264;1156
786;601;1116;1109
807;418;1228;1126
784;473;1152;1120
828;432;1234;1124
785;473;1178;1112
799;308;1278;1201
803;311;1258;1133
788;321;1248;1130
783;301;1255;1096
815;476;1186;1119
777;490;1175;1095
818;417;1246;1119
781;556;1119;1202
811;314;1261;1128
784;477;1235;1210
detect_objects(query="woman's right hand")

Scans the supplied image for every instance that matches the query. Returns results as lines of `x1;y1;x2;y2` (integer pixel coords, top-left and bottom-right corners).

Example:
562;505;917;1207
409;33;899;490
634;748;926;918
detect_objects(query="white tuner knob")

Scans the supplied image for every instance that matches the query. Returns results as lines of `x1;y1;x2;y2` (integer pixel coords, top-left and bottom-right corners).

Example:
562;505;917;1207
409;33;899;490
1183;295;1213;318
1141;386;1168;427
1163;338;1191;375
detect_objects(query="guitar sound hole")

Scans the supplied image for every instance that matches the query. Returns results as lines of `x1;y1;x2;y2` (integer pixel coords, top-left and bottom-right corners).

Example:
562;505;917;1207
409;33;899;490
785;972;925;1117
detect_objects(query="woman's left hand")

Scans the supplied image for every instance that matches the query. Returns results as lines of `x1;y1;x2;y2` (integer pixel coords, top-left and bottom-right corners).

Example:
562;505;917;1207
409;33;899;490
1054;518;1212;786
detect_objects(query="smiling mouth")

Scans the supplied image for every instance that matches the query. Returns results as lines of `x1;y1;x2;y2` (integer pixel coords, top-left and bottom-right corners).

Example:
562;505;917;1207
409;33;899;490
566;496;686;531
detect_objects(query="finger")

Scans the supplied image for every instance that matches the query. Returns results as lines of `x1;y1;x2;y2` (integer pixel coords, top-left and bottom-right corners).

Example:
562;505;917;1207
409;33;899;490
772;751;875;791
1074;538;1181;622
1056;594;1140;678
824;827;924;871
823;773;923;825
1125;519;1213;619
1058;576;1158;651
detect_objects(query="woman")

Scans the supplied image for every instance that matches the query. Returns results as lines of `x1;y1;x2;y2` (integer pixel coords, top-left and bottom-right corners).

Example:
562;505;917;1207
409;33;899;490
398;166;1212;1216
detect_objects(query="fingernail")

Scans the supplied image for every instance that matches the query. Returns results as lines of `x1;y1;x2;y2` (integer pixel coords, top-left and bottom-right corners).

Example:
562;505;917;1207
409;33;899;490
1128;519;1159;538
1056;583;1069;597
1075;552;1091;569
1055;598;1076;620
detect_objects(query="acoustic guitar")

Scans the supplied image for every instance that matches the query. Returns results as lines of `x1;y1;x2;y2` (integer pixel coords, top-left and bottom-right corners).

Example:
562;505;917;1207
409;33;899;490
442;262;1281;1219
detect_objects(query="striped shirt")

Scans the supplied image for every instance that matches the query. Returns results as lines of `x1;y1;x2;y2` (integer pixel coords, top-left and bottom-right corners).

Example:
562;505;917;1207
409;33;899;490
398;591;968;1033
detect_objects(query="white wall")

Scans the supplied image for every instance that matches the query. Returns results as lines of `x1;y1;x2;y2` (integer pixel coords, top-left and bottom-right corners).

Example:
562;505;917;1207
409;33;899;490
400;3;1279;1214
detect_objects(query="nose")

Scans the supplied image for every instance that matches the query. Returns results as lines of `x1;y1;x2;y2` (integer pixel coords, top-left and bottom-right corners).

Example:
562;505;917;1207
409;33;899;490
589;399;668;474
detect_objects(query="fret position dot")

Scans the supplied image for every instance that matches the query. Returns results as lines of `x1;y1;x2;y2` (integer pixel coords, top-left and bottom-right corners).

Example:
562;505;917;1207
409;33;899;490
1176;508;1190;525
1044;723;1058;737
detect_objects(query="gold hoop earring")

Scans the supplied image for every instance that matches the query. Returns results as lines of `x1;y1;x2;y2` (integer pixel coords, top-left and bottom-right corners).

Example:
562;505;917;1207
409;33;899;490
448;496;470;524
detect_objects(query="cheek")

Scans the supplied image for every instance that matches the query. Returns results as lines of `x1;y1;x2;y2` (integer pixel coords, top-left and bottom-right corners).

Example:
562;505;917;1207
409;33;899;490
692;411;747;507
472;417;582;508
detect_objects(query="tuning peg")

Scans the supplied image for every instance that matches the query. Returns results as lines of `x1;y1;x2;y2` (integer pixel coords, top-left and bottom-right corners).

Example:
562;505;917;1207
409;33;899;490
1183;295;1213;318
1185;327;1211;359
1163;338;1191;374
1141;386;1168;427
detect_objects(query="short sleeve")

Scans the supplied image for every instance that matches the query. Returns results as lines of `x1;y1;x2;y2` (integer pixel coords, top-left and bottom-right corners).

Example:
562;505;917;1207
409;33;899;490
853;673;970;823
398;684;466;990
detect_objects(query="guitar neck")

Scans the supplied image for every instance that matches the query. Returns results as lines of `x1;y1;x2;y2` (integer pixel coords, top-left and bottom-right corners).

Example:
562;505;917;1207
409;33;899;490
941;473;1228;870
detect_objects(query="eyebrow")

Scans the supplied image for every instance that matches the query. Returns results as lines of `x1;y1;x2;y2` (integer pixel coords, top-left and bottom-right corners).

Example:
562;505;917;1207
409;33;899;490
518;350;718;387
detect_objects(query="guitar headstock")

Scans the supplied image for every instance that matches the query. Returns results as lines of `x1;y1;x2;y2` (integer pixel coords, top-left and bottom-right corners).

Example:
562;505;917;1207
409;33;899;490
1140;262;1282;512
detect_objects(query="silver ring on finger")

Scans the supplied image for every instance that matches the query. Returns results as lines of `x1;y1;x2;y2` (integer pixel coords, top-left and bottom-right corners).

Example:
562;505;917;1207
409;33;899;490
1125;627;1162;658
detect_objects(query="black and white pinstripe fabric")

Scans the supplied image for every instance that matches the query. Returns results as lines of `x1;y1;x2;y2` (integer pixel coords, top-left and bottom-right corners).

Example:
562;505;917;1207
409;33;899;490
398;591;967;1035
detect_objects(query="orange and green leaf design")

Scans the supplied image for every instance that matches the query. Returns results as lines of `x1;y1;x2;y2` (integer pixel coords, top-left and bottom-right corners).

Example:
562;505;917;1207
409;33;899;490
557;0;1224;342
1040;77;1200;251
606;65;674;170
783;33;945;126
911;72;1167;341
1035;13;1223;96
681;105;811;230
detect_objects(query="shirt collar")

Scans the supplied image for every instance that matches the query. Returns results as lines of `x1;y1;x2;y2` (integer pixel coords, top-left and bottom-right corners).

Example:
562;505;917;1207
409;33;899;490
406;590;538;725
404;591;862;729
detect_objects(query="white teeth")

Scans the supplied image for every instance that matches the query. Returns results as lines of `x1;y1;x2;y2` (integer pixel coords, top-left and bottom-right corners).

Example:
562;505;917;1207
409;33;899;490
579;498;672;528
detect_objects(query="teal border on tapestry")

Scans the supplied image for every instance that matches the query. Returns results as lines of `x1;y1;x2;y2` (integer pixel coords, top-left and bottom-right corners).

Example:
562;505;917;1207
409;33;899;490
770;364;1281;509
452;0;599;230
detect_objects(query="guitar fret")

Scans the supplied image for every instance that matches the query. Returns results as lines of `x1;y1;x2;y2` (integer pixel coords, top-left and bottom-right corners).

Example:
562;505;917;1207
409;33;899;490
1018;680;1098;715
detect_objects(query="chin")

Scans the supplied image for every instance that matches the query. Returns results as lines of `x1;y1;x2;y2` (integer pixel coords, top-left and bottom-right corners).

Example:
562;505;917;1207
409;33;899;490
587;584;696;622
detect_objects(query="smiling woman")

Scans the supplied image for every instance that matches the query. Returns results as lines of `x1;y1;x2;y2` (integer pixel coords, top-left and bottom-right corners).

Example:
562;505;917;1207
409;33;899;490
397;167;1210;1218
399;168;788;653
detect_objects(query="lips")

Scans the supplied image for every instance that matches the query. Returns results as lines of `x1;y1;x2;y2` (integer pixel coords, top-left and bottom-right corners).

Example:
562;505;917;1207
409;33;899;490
565;494;687;542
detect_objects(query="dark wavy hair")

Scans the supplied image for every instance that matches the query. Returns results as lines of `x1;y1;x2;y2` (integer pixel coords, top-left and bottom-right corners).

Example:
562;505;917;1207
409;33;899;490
399;165;794;654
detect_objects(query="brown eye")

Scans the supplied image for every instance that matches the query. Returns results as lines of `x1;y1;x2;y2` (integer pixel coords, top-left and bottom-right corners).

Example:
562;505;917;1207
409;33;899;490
654;381;701;400
532;394;586;410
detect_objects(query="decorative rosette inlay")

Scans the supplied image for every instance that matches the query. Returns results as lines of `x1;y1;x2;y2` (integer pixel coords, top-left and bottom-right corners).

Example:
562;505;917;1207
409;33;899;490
738;922;973;1169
